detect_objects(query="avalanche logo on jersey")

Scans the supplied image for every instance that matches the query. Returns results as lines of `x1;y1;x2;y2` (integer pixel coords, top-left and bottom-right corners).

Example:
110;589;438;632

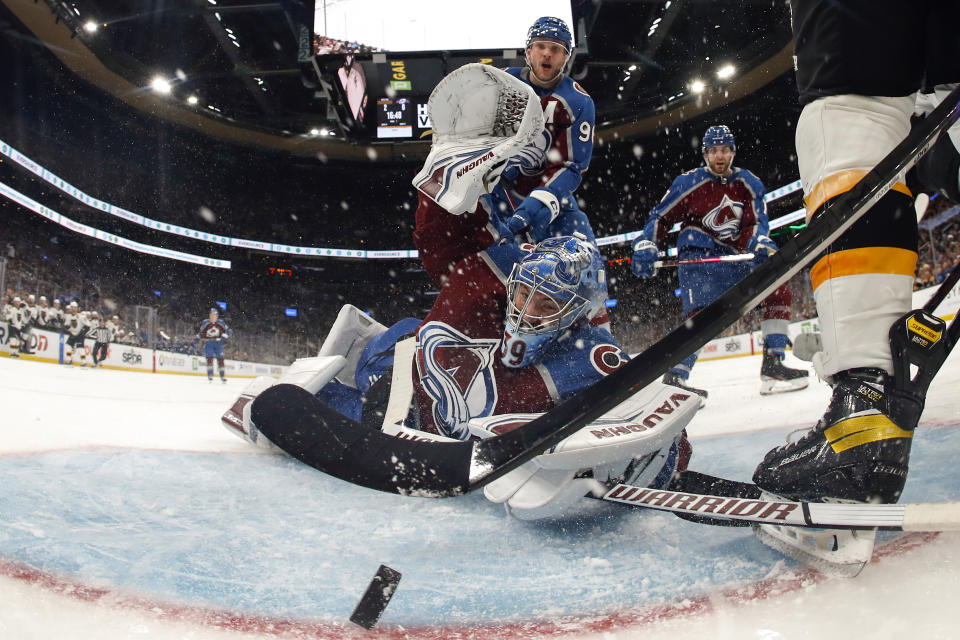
701;194;744;240
415;322;500;440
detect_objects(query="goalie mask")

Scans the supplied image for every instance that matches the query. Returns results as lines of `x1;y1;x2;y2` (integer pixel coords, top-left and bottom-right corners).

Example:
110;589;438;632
501;234;607;368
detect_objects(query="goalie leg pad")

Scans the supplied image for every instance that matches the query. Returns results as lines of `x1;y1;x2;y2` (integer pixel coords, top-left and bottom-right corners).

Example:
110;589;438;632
503;474;604;522
318;304;388;389
478;381;701;520
221;356;346;449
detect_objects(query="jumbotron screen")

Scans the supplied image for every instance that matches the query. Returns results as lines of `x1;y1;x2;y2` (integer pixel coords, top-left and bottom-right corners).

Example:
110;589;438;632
313;0;575;54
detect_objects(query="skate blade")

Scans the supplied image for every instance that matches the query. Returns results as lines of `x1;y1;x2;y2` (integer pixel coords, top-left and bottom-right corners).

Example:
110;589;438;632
759;376;809;395
753;522;875;578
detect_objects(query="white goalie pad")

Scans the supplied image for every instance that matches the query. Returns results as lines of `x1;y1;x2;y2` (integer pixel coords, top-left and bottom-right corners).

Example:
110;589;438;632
412;63;545;214
478;382;701;520
221;356;346;451
471;382;700;470
317;304;388;389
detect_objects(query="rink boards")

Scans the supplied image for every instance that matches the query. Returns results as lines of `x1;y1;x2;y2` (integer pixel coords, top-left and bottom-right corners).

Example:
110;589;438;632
697;279;960;362
0;324;283;378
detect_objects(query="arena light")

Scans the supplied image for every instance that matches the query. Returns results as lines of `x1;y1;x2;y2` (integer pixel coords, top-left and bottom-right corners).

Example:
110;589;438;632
187;95;198;105
716;64;736;79
689;79;706;94
83;21;98;34
150;76;172;94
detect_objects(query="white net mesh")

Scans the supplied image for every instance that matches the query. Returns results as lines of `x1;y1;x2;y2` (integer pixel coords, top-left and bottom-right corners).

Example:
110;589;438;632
493;88;532;138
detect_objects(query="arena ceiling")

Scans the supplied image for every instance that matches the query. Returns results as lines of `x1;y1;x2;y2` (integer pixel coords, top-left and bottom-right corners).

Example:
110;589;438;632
2;0;795;159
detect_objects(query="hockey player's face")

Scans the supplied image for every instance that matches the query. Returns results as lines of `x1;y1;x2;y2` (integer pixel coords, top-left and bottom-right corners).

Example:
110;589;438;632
512;283;562;329
704;145;735;176
527;39;568;86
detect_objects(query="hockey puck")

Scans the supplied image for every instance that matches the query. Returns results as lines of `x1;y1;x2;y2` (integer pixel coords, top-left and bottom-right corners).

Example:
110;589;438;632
349;564;402;629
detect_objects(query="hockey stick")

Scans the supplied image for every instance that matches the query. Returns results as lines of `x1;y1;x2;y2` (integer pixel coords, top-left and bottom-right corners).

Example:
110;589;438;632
653;253;755;268
252;86;960;498
601;483;960;532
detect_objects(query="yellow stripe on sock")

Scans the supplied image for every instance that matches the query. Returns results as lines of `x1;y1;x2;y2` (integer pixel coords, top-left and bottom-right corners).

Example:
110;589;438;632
810;247;918;291
824;414;914;454
805;170;911;217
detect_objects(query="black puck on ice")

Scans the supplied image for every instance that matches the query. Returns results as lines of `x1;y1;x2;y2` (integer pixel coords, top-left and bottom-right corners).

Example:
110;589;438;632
349;564;402;630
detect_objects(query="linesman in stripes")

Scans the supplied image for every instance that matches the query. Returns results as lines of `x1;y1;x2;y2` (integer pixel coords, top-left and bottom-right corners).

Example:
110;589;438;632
87;315;114;368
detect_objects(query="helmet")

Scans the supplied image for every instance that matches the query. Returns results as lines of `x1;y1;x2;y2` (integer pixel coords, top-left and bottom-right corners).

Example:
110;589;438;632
12;296;21;304
209;307;219;315
501;234;607;368
525;16;573;54
702;125;736;154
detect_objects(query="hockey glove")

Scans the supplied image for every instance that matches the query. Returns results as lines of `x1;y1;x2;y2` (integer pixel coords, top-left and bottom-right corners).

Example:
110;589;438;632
631;239;660;278
506;189;561;239
502;131;550;182
749;235;777;264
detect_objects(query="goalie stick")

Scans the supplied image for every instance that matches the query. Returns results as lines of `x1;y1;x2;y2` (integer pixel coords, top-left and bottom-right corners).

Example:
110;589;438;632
251;86;960;498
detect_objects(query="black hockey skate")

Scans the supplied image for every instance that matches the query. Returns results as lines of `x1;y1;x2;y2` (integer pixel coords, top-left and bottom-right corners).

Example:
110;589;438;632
751;291;957;575
758;350;809;395
661;370;708;400
753;367;919;504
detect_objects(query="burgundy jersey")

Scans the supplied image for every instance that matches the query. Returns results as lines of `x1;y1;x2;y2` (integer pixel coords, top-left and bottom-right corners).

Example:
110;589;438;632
644;166;768;253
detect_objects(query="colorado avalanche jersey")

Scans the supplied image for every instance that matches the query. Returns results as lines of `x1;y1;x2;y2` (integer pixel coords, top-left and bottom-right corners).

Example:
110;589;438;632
198;320;230;342
491;68;595;214
644;167;768;253
411;195;625;440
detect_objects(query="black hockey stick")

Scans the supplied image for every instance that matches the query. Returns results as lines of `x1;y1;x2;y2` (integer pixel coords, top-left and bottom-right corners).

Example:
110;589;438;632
252;87;960;497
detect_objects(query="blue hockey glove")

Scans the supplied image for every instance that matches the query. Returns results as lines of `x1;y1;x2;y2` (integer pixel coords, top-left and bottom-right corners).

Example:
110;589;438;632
506;189;561;239
631;239;660;278
749;235;777;264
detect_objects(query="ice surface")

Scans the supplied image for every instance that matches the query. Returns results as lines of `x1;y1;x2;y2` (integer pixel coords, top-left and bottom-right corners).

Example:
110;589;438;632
0;350;957;639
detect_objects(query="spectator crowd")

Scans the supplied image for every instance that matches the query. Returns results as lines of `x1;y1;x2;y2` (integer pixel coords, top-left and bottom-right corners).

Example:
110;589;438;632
314;34;378;55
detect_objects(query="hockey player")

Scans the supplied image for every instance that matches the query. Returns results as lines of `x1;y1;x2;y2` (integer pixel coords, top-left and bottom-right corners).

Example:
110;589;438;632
750;1;960;571
491;16;597;244
631;125;809;397
3;296;25;357
225;64;700;520
198;308;230;382
35;296;50;328
63;301;88;365
19;293;37;354
48;299;64;331
106;314;121;337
